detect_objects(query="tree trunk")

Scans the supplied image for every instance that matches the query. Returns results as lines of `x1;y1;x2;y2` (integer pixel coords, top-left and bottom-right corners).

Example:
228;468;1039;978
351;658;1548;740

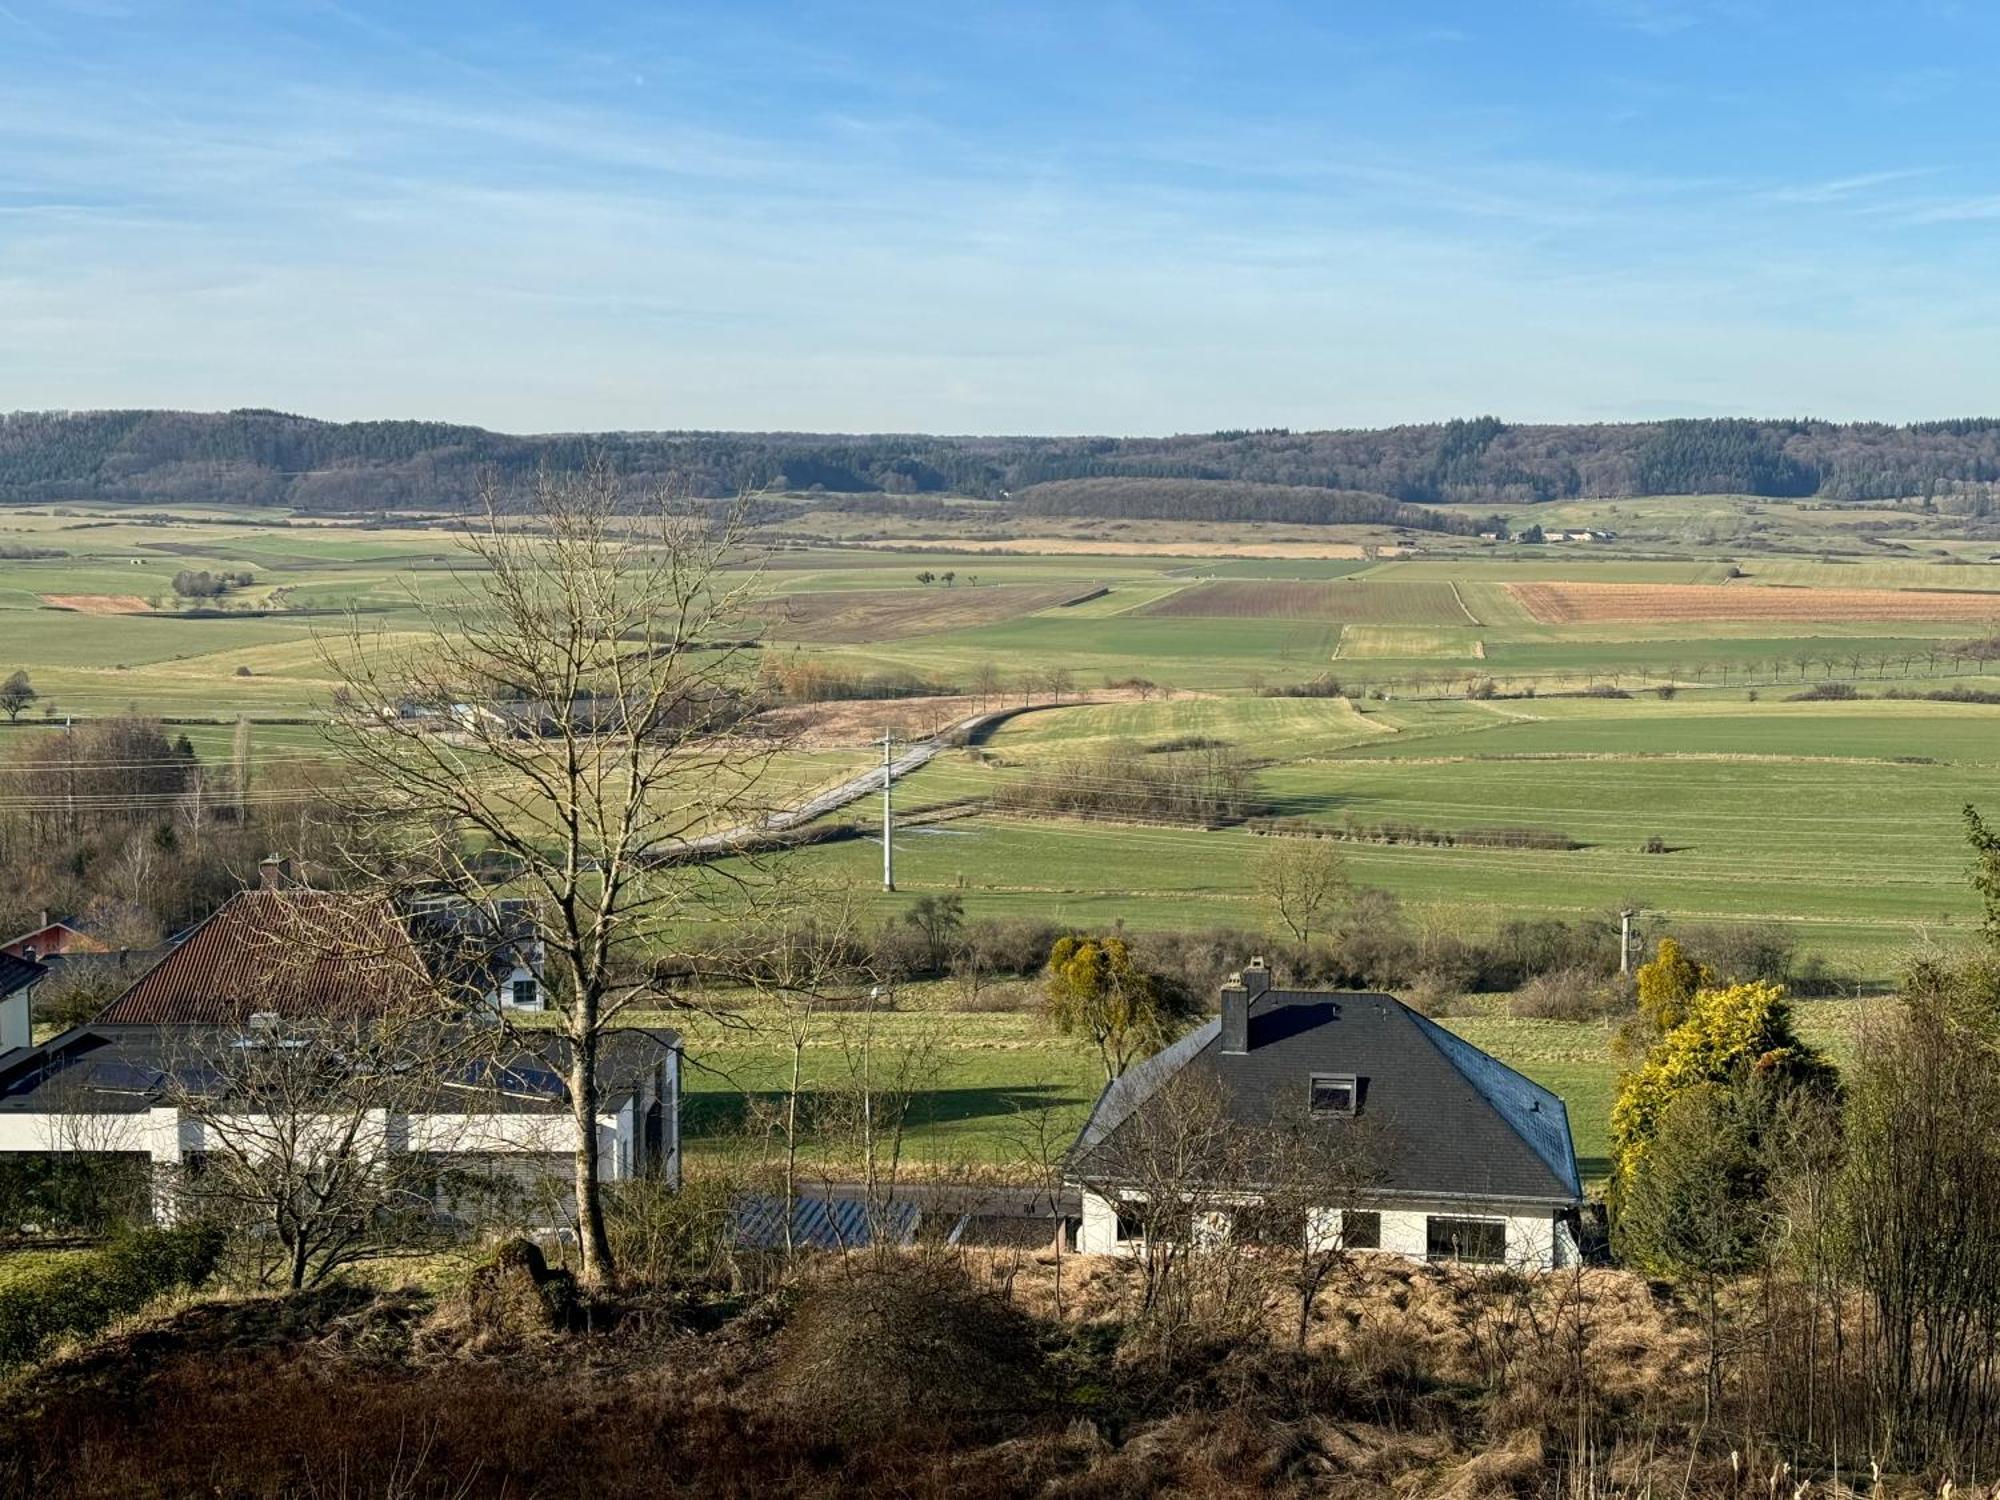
571;1023;616;1287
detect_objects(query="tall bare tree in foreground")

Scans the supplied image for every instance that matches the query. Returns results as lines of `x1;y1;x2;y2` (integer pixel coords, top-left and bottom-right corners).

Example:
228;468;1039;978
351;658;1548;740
322;467;779;1287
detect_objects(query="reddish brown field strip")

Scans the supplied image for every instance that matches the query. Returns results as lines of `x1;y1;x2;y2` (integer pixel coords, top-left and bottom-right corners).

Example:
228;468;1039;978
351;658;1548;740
1508;581;2000;625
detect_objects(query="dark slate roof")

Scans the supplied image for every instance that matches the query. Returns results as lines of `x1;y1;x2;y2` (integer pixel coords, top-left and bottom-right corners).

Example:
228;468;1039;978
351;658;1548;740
0;1022;678;1117
1071;989;1581;1205
0;952;43;1001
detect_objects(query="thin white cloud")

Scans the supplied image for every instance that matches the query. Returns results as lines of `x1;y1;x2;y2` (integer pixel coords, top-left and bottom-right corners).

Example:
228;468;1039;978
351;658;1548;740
1769;168;1941;205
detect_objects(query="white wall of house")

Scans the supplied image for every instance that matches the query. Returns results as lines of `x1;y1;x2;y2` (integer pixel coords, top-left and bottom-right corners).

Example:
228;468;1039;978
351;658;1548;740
482;959;545;1014
0;1042;684;1219
0;990;28;1054
1076;1188;1576;1271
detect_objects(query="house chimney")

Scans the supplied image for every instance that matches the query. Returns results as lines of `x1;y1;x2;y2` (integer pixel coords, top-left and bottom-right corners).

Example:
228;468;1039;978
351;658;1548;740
1220;957;1268;1057
1220;976;1248;1055
258;855;294;890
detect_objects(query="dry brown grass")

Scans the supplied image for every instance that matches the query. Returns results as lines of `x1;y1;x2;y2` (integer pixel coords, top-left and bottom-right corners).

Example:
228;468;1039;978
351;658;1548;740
1510;580;2000;624
0;1251;1957;1500
40;593;152;614
756;693;988;747
849;536;1405;559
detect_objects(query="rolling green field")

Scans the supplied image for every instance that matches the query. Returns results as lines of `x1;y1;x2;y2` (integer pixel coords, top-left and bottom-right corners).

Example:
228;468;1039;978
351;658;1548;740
6;495;1997;1177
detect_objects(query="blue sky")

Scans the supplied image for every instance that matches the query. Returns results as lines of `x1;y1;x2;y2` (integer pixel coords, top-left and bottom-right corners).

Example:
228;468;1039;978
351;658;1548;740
2;1;1997;433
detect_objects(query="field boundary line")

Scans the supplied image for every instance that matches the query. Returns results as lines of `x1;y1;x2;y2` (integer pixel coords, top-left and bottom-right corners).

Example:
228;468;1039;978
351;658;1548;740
1448;580;1480;625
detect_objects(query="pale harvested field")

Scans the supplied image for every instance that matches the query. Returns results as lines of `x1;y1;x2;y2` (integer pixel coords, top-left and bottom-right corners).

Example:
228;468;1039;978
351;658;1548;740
848;536;1404;559
1336;626;1487;659
1509;581;2000;625
40;594;152;614
764;583;1091;643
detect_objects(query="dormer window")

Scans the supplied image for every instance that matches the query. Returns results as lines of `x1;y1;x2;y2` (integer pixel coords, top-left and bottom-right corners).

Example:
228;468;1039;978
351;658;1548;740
1309;1073;1358;1117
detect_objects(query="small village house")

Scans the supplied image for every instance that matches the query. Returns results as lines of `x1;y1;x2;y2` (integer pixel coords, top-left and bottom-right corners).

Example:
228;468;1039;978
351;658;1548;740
1068;959;1584;1270
0;860;679;1224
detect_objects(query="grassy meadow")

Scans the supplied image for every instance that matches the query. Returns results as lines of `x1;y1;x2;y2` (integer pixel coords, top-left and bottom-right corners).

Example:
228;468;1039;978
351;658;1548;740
4;494;1997;1177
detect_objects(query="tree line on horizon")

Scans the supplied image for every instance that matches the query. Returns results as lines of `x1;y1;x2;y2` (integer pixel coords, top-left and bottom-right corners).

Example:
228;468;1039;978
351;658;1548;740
7;407;2000;514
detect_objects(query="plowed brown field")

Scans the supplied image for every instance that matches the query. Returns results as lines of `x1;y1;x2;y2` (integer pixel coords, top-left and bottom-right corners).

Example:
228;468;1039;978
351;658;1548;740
1508;581;2000;625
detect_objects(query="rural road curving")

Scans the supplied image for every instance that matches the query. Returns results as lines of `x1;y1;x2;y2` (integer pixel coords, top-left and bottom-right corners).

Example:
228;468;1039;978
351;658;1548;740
668;699;1072;861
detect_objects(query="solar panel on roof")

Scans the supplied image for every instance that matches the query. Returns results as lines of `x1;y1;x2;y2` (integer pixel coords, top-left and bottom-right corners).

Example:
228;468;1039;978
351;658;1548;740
729;1193;921;1251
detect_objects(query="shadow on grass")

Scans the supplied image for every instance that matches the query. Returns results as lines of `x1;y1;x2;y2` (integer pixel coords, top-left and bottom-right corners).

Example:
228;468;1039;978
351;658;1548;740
684;1083;1085;1141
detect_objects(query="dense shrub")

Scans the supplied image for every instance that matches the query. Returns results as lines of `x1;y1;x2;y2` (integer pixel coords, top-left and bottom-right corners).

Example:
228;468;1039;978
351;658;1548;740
1259;675;1347;699
1787;681;1864;701
0;1153;151;1236
992;740;1259;826
768;1261;1044;1439
1253;815;1579;851
1672;922;1794;985
0;1224;225;1367
1508;966;1631;1021
1884;685;2000;705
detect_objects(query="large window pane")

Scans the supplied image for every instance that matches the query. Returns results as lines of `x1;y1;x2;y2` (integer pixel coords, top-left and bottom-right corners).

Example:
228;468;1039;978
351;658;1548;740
1426;1215;1505;1264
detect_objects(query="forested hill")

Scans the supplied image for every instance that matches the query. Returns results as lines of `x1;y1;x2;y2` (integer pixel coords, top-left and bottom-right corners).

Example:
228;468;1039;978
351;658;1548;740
6;408;2000;512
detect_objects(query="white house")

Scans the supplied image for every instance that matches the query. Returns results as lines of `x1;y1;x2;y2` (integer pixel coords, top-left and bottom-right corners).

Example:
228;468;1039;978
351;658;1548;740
0;1021;680;1221
0;867;681;1224
1067;960;1584;1271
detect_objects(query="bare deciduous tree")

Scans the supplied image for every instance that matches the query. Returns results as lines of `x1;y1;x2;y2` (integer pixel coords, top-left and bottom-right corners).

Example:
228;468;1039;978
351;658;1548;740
1254;836;1352;946
321;466;782;1286
1247;1114;1386;1347
165;1013;496;1290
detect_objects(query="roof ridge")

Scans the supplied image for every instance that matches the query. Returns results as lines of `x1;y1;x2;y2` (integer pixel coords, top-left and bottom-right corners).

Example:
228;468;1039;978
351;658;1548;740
1398;1002;1580;1198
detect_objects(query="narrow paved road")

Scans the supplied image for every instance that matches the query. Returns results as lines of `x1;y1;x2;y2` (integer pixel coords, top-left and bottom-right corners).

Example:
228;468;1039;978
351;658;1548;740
669;701;1043;859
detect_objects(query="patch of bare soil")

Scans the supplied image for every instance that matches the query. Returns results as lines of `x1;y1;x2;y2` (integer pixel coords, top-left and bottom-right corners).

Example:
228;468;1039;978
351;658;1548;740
1510;580;2000;624
755;686;1210;749
759;694;988;748
764;583;1087;643
41;593;152;614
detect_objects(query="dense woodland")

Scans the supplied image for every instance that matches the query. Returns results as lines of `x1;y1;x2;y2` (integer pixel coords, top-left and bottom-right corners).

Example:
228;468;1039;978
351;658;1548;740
7;408;2000;514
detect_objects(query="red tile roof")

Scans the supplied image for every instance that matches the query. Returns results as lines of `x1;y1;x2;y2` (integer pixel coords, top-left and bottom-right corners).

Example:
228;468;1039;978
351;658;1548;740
96;890;438;1024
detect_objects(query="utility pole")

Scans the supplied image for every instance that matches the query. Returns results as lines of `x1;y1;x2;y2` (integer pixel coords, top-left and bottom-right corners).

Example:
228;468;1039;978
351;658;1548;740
1619;908;1636;976
878;732;896;891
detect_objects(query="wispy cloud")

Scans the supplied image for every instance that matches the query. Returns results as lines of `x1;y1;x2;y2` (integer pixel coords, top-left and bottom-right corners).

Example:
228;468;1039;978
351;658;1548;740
1583;0;1705;36
1769;168;1941;205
